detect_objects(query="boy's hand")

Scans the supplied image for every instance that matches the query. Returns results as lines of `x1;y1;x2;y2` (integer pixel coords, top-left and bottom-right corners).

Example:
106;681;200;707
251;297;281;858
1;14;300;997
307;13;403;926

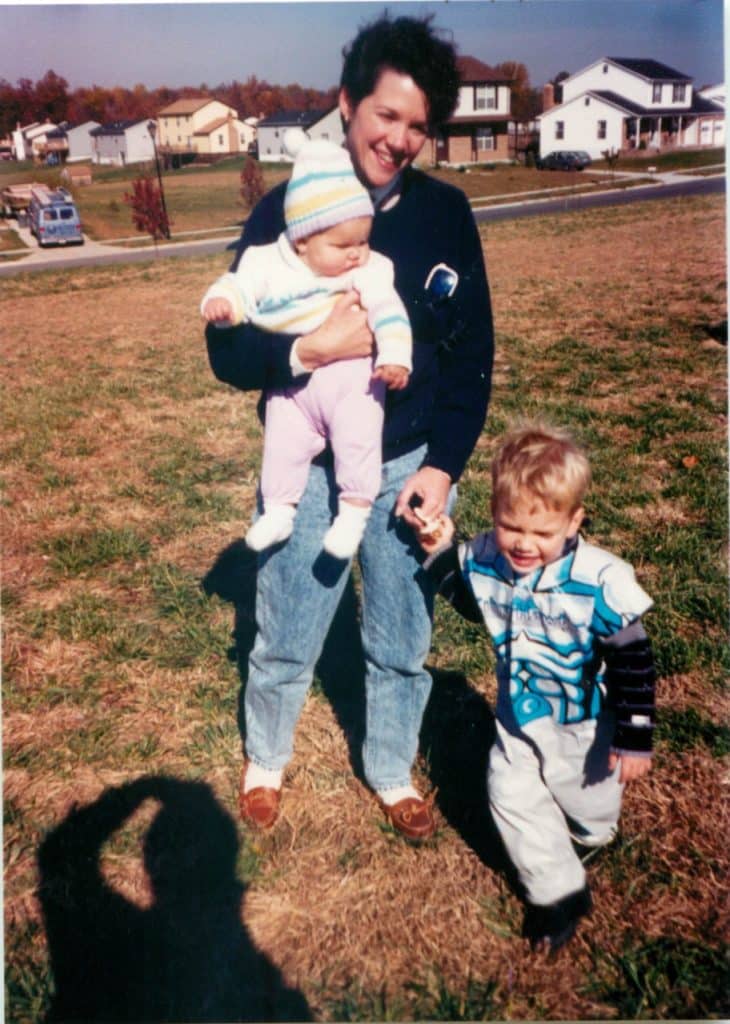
203;297;234;323
608;751;652;784
413;509;455;554
373;364;410;390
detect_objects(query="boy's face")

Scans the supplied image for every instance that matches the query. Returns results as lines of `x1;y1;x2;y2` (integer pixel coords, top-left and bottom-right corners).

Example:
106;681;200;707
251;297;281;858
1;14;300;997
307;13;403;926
493;493;584;575
295;216;372;277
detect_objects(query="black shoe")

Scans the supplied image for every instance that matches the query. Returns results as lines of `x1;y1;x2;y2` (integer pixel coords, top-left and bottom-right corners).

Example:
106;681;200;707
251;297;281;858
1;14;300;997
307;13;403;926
523;885;592;953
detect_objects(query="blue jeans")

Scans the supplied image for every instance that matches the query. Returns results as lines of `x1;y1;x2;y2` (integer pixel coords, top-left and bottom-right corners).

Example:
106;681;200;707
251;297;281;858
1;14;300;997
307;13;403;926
245;444;442;792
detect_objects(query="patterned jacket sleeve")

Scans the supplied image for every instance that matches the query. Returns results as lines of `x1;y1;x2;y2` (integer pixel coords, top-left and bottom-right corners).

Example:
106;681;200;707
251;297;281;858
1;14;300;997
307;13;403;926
601;620;656;755
205;184;301;392
423;544;482;623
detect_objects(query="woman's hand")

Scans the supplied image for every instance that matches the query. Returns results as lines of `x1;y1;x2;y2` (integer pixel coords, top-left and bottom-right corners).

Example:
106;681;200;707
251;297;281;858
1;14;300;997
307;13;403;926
296;290;375;371
395;466;452;529
608;751;652;784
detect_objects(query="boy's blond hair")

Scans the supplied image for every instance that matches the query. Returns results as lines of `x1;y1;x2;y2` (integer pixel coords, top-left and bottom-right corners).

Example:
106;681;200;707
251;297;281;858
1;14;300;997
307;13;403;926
491;421;591;515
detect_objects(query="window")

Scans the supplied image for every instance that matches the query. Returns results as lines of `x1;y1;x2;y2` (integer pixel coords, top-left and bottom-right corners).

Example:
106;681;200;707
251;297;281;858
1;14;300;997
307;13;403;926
555;121;564;140
584;97;590;106
653;83;662;102
475;84;497;110
672;83;686;102
43;209;57;221
59;207;74;220
602;64;608;74
218;134;224;146
597;120;607;139
476;126;494;150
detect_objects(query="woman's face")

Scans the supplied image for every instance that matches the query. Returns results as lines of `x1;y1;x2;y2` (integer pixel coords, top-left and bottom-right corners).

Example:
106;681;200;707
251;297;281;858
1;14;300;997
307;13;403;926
340;68;430;189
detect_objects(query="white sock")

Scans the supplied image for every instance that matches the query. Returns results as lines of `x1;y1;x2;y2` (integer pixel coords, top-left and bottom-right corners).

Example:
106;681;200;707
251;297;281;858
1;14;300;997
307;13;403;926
245;504;296;551
244;762;283;793
377;784;420;806
323;501;371;559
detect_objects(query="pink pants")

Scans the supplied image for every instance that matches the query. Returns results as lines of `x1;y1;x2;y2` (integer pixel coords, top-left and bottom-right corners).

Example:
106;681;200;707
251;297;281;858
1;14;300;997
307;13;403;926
261;357;386;506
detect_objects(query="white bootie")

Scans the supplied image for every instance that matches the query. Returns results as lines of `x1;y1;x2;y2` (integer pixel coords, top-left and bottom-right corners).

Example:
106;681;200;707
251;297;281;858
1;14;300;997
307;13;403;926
245;504;296;551
323;502;371;559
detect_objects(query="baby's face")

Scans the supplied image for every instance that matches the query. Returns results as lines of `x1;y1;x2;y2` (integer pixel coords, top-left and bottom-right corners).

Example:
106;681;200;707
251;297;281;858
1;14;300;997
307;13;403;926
493;493;583;575
295;216;372;277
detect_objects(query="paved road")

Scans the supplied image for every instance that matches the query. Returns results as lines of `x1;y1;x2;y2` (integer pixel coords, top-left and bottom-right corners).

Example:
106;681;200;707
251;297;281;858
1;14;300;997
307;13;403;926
0;173;724;277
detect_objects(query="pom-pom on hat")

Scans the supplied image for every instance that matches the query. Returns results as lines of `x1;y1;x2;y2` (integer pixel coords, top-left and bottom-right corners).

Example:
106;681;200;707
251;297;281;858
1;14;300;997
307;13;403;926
283;130;374;242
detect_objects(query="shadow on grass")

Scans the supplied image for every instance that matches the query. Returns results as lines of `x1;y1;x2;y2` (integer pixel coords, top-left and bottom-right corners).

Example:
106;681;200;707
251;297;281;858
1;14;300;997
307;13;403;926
38;776;311;1023
202;540;514;883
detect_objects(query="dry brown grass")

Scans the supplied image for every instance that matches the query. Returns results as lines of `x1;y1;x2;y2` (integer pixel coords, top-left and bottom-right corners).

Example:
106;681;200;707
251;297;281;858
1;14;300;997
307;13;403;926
2;192;727;1022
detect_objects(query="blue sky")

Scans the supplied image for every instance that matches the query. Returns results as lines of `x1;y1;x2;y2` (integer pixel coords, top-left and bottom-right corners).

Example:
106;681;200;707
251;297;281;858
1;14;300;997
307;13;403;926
0;1;724;93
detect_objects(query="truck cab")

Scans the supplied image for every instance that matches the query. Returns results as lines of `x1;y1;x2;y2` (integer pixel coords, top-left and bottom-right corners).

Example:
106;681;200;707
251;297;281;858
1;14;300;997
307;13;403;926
27;185;84;247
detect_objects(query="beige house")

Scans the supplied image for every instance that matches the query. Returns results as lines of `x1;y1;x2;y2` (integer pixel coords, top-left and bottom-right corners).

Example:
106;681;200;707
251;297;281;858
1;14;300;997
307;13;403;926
157;98;254;156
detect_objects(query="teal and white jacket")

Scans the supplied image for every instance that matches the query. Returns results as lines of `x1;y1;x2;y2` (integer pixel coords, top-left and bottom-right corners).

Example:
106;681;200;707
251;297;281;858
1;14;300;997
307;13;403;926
427;533;656;753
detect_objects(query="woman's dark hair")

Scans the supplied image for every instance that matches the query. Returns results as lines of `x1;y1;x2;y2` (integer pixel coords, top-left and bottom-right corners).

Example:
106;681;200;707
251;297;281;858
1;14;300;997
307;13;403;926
340;13;461;130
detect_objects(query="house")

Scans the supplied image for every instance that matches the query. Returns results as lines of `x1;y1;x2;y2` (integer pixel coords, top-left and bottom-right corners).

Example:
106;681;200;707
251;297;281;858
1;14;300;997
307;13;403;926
66;121;101;163
11;122;60;161
89;120;155;166
156;97;253;157
422;56;513;165
256;107;343;161
193;112;257;156
539;57;725;159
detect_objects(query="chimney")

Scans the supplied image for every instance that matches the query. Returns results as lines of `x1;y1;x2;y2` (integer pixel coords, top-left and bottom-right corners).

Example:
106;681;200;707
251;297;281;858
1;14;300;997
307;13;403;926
542;82;555;112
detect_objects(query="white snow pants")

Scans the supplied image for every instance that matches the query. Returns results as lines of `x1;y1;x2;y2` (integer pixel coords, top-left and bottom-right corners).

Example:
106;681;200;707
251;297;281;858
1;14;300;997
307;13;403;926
488;712;623;906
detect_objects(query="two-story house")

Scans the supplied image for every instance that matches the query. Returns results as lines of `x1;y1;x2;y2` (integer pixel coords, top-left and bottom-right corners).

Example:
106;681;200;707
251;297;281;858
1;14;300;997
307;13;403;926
423;56;512;165
89;120;156;166
157;98;254;158
539;58;724;159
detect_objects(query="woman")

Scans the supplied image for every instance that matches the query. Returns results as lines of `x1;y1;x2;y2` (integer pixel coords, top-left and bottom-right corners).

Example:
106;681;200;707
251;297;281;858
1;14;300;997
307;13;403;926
206;13;494;841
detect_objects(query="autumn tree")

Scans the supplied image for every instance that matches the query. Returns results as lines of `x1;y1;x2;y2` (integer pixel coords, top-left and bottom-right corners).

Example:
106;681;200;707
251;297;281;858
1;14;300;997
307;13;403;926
240;157;265;211
494;61;542;124
124;177;170;244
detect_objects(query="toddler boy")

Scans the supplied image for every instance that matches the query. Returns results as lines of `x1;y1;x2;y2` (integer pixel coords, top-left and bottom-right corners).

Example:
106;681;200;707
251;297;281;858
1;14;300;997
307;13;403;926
416;423;656;951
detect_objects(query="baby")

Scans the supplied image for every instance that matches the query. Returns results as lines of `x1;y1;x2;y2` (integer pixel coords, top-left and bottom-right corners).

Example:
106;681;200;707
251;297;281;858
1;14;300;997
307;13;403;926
202;137;411;558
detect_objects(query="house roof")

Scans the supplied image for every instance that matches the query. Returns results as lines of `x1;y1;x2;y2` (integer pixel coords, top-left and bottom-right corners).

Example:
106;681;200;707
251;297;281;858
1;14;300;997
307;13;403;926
90;120;145;136
257;108;330;128
194;115;243;136
457;56;511;83
606;58;692;82
158;97;222;116
543;88;726;119
591;89;723;117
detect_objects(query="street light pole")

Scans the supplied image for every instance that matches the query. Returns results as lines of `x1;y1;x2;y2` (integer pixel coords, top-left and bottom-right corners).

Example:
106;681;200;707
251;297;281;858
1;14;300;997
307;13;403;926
147;120;171;239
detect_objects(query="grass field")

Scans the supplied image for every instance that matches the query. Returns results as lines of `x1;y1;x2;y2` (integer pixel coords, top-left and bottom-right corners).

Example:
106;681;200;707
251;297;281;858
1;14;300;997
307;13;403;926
2;191;728;1022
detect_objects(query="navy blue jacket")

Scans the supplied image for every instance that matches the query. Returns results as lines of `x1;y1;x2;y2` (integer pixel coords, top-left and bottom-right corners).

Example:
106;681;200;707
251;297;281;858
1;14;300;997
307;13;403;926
206;166;494;482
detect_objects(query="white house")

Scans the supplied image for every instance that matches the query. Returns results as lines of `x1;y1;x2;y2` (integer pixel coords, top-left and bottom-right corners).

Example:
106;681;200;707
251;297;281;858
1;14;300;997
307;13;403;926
12;121;60;161
89;120;156;166
539;58;725;159
66;121;101;162
256;107;343;162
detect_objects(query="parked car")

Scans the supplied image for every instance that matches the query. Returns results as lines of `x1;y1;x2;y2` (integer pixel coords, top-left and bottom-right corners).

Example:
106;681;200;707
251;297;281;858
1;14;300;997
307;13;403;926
27;185;83;246
537;150;592;171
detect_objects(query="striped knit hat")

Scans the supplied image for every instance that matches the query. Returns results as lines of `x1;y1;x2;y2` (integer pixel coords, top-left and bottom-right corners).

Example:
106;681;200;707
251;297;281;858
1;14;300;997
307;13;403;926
284;132;374;242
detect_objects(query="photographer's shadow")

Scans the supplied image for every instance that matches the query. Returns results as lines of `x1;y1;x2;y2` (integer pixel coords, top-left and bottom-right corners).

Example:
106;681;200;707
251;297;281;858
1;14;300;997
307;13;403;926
38;775;310;1022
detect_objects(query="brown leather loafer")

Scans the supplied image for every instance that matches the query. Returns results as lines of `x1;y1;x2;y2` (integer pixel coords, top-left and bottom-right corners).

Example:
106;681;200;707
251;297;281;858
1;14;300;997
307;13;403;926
379;793;436;842
239;768;281;830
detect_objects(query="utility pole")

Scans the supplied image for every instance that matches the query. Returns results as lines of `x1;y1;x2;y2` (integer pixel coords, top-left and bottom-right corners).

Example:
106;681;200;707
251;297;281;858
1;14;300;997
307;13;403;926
147;120;171;239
